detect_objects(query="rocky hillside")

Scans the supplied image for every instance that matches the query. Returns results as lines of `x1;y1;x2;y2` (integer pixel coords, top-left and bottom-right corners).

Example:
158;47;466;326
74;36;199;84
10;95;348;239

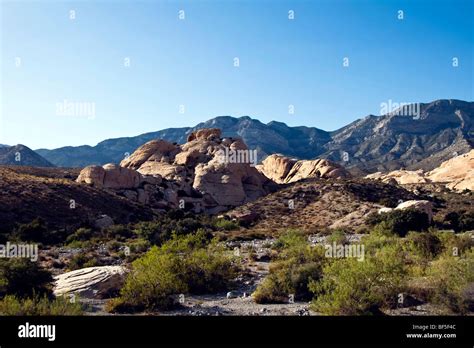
36;99;473;173
0;144;54;167
0;166;155;233
225;179;421;234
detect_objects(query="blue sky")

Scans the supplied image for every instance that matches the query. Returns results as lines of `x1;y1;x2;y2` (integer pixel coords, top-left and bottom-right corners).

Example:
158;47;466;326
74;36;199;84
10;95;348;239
1;0;473;149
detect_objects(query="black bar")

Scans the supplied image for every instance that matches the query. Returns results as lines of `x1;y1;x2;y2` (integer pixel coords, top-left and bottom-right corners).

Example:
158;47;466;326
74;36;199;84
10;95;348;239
0;316;472;347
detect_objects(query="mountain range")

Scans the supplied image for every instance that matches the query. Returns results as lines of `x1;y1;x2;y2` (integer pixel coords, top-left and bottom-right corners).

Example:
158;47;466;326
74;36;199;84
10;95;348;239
3;99;472;173
0;144;54;167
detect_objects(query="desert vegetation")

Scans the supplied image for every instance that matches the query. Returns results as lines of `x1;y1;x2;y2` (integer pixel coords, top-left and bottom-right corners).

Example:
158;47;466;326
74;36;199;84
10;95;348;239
0;258;82;315
251;223;474;315
107;231;238;312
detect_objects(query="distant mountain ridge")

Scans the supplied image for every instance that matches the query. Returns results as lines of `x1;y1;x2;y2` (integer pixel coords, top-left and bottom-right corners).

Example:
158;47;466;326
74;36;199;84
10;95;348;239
0;144;54;167
35;99;473;173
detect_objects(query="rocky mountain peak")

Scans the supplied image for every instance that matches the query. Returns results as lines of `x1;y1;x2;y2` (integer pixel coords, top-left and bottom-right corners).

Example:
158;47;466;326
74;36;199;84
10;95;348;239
0;144;54;167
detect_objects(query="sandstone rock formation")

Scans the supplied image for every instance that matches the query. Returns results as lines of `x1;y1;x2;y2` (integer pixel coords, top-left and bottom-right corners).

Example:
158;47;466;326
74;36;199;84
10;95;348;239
427;150;474;191
365;170;428;185
257;154;350;184
76;128;275;213
76;163;144;189
366;150;473;192
54;266;126;299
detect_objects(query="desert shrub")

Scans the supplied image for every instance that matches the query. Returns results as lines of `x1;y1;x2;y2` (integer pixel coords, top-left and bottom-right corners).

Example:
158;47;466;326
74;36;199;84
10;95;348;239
444;211;474;232
13;218;60;244
404;232;442;258
128;238;151;254
361;229;400;254
426;251;474;313
104;225;133;240
367;209;430;237
108;231;237;312
0;295;82;315
132;221;159;241
254;231;327;303
399;232;443;276
435;231;474;257
0;259;52;298
132;216;206;246
213;218;239;231
67;253;98;271
310;244;407;315
66;227;93;248
272;229;306;251
326;229;348;245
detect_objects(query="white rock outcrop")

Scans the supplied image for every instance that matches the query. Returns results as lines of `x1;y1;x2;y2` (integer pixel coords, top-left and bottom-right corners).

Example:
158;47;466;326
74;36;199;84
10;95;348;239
54;266;127;299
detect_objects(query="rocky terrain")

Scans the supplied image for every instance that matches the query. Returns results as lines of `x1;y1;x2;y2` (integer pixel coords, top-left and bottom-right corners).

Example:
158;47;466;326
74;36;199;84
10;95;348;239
366;149;474;192
1;114;473;318
0;166;155;233
76;128;276;214
225;178;422;235
257;153;350;184
36;99;473;173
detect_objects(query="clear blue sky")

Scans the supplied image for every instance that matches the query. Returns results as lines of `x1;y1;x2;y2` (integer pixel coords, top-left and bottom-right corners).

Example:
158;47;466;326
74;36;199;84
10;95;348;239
1;0;473;149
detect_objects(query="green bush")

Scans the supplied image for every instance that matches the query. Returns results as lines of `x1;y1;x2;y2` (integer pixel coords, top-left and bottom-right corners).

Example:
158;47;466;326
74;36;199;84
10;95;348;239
254;231;327;303
108;231;238;312
13;218;57;244
367;209;430;237
66;228;93;244
104;225;133;240
361;229;400;254
444;211;474;232
132;216;206;246
310;244;407;315
0;259;52;298
427;251;474;314
213;218;239;231
326;229;348;245
404;232;442;259
435;231;474;257
67;254;98;271
0;295;82;315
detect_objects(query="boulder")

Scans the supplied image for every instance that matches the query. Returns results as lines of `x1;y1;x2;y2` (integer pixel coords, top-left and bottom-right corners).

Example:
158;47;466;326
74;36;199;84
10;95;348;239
378;207;394;214
76;165;105;188
258;154;350;184
136;161;186;180
94;214;114;229
54;266;127;299
395;200;433;222
102;163;142;189
76;163;142;189
187;128;221;142
120;139;179;170
257;154;297;183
